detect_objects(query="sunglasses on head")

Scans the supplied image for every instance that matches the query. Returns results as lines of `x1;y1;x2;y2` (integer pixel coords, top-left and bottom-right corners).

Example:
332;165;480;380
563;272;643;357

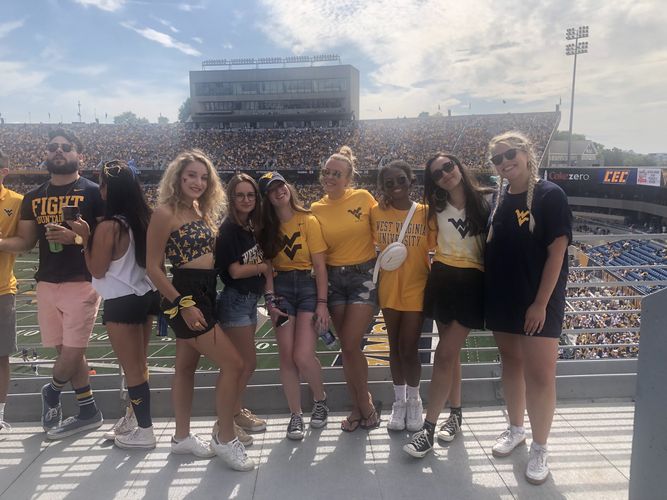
490;148;518;166
384;175;408;190
321;168;342;179
102;160;124;178
431;161;456;181
46;142;75;153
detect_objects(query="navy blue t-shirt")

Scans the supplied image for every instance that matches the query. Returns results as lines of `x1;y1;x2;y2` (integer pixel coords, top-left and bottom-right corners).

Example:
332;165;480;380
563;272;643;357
20;176;104;283
215;218;265;295
484;180;572;336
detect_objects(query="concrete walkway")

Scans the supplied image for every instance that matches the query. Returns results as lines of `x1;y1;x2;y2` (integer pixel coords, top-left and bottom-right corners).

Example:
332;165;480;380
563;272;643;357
0;402;633;500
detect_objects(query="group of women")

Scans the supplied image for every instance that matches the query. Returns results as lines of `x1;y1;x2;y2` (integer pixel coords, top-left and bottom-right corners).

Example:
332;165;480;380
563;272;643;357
71;129;571;484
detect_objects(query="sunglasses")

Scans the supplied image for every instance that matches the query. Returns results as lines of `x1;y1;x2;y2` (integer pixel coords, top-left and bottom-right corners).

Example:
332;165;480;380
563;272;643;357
431;161;456;181
234;192;256;201
103;160;123;177
46;142;75;153
321;168;342;179
384;175;408;190
490;148;518;166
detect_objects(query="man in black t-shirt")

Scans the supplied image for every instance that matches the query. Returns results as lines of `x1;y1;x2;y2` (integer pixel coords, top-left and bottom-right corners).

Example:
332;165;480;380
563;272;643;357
0;129;104;439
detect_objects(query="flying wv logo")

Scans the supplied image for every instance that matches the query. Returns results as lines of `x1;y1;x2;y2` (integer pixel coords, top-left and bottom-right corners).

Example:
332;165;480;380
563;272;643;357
348;207;362;220
282;232;302;260
3;209;13;217
515;209;530;227
448;218;470;238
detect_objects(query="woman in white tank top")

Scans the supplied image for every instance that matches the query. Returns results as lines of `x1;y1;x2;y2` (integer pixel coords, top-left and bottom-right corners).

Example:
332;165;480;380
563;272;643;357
70;160;157;450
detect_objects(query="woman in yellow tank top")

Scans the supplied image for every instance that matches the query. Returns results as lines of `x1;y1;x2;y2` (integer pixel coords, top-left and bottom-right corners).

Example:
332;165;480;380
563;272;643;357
311;146;380;431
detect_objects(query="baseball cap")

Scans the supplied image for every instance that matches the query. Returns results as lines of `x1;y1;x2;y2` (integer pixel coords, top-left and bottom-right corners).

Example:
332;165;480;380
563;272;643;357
258;171;286;196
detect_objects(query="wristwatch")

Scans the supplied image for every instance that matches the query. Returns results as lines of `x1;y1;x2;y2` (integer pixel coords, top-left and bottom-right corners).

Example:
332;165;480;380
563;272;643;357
73;234;84;245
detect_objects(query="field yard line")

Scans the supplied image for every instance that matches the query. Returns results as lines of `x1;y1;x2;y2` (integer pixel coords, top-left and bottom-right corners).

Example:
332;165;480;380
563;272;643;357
149;344;172;358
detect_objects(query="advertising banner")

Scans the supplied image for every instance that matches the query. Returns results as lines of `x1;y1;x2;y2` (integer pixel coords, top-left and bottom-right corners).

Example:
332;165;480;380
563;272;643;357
599;168;637;185
636;168;662;187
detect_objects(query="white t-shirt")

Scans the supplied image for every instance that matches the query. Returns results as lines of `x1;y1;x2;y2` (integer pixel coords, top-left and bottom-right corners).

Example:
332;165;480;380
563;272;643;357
433;203;485;271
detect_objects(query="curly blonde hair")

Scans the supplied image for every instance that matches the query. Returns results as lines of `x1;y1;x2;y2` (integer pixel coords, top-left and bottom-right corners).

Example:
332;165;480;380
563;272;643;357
487;131;540;241
157;149;225;231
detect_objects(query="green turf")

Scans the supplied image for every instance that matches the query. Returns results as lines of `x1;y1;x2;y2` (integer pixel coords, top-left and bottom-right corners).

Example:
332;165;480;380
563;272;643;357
11;249;498;376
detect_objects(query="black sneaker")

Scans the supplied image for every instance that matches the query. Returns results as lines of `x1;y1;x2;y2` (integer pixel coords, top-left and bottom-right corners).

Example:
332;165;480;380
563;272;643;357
437;413;461;442
310;399;328;429
286;413;304;440
403;429;434;458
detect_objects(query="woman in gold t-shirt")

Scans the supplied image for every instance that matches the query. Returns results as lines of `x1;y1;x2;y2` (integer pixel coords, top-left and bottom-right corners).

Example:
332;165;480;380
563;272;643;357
257;172;330;441
311;146;379;431
371;160;435;434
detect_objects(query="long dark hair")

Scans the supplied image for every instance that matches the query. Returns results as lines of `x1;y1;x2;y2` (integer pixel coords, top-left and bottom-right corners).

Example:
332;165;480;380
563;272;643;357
423;152;491;236
258;182;309;259
225;173;262;233
95;160;152;267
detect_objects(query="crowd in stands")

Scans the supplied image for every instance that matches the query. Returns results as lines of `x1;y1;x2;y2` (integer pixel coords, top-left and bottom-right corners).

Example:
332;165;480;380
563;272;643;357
0;111;558;172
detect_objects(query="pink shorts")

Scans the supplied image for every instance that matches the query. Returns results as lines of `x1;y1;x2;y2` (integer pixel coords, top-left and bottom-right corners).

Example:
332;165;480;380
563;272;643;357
36;281;101;348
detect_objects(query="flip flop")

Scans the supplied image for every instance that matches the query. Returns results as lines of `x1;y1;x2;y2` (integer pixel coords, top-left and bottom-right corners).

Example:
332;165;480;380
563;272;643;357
341;416;362;432
360;403;382;430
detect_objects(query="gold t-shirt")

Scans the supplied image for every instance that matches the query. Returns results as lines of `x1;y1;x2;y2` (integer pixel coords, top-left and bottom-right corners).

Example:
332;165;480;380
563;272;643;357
311;189;377;266
371;203;435;311
271;211;328;272
0;186;24;295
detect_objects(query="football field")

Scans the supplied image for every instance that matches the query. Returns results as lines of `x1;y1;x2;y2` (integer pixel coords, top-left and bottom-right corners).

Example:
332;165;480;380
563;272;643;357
11;250;498;378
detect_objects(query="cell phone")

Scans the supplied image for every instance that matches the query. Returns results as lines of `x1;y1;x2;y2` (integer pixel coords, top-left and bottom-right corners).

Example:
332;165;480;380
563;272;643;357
62;205;80;221
276;311;290;327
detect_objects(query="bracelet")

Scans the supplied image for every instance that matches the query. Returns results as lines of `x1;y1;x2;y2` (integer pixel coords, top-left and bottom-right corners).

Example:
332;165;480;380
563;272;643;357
316;298;328;304
256;263;261;276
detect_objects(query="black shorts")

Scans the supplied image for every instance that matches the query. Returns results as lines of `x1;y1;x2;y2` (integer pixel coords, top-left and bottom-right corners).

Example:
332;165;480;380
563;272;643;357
103;290;160;325
163;268;218;339
423;262;484;330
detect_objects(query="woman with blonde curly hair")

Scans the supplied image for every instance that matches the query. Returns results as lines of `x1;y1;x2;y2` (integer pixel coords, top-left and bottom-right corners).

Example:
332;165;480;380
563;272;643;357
146;149;254;471
311;146;380;431
485;131;571;484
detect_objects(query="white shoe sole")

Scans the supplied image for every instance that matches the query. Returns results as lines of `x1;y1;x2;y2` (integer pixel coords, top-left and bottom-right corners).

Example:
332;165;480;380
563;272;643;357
114;438;157;450
492;437;526;457
286;432;304;441
406;421;423;432
170;447;216;458
386;421;406;431
526;470;549;485
310;419;327;429
403;443;432;458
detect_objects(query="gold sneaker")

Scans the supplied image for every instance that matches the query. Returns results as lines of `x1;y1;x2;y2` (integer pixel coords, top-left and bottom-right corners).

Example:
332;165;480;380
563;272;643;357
235;408;267;432
212;420;253;447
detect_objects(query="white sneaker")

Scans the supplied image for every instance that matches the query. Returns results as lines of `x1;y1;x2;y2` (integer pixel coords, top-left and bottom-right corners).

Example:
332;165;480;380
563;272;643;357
526;443;549;484
492;427;526;457
211;435;256;471
405;398;424;432
212;420;253;447
386;401;407;431
114;426;156;450
103;407;137;440
171;433;216;458
0;421;12;441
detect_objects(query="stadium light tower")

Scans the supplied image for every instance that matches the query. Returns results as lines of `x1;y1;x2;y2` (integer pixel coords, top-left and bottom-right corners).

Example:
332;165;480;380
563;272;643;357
565;25;589;167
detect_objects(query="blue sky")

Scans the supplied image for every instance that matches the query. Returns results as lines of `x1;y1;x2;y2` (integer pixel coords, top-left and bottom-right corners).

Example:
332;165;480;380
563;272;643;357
1;0;665;153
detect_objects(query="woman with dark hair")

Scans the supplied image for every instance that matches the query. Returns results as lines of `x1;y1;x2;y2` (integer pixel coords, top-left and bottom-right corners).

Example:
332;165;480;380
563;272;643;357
403;152;491;458
214;174;269;446
70;160;158;449
257;172;329;441
371;160;434;433
485;131;571;484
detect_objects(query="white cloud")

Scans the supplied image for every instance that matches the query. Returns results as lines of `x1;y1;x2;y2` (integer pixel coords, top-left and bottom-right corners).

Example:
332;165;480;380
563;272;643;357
258;0;667;152
0;61;48;97
73;0;126;12
178;3;205;12
153;16;179;33
121;22;201;57
0;19;25;38
222;42;233;49
192;36;204;44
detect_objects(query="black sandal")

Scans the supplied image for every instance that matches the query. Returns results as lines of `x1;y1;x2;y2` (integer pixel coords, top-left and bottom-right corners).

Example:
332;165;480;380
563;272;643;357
360;404;382;430
341;415;362;432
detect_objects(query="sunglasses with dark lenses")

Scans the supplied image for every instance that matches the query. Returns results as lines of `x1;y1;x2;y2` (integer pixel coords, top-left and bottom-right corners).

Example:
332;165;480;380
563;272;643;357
431;161;456;181
490;148;518;166
46;142;75;153
321;168;342;179
384;175;408;190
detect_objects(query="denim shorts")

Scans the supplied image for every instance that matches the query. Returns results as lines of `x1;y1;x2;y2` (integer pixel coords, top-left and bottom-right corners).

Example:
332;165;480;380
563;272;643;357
216;286;260;328
327;259;378;308
274;270;317;316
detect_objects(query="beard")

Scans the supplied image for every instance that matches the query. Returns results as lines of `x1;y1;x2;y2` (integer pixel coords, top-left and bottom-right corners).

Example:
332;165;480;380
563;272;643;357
46;157;79;175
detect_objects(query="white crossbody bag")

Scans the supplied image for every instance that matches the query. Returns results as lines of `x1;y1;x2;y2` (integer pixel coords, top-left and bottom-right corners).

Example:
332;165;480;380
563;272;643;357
372;202;418;284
